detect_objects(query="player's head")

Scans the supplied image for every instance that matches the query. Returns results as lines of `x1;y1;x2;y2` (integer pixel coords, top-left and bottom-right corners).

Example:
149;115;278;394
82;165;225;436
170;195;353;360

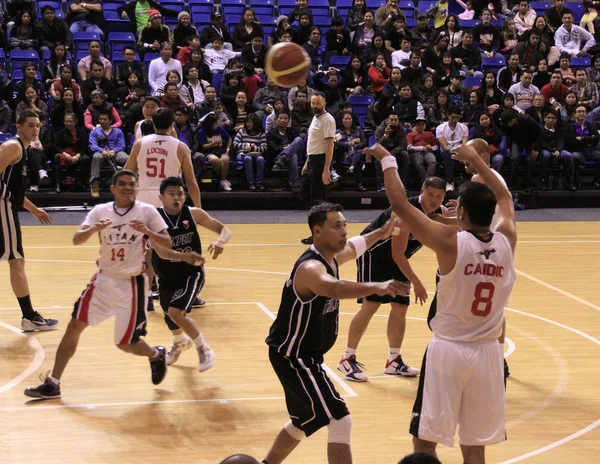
308;202;347;253
219;454;261;464
159;176;186;213
398;452;442;464
456;182;497;230
420;177;446;215
464;138;490;174
140;119;155;136
311;92;327;115
153;108;175;132
111;170;138;206
16;110;40;143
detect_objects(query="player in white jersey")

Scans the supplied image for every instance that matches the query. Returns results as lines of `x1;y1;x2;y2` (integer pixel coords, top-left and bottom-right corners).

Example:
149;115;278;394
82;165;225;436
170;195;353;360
365;142;516;464
24;170;173;400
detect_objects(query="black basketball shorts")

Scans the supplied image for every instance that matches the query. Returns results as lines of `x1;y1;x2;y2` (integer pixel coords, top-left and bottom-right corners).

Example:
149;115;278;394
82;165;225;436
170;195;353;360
356;250;410;305
0;197;24;261
159;270;205;331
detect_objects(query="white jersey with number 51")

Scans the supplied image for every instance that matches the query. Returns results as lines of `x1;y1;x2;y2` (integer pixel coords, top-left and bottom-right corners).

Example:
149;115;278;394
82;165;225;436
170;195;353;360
136;134;181;207
430;231;515;343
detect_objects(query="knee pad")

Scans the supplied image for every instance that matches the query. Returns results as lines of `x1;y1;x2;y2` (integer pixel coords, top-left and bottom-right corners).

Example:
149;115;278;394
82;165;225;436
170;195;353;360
327;415;353;444
284;420;305;441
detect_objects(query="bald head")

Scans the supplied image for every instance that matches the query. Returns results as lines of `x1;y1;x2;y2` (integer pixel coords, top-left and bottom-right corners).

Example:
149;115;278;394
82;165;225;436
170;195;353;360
465;138;490;174
219;455;261;464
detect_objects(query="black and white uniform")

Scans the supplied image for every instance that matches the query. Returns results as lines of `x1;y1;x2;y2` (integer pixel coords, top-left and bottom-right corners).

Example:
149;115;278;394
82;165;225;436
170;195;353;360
0;137;26;261
152;205;204;331
357;196;442;305
266;246;349;436
410;231;515;447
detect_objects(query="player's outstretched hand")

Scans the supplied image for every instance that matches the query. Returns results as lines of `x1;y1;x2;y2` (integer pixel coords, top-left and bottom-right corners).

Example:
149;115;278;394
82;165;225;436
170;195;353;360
94;218;112;231
183;251;205;266
375;280;411;297
32;207;52;225
364;143;393;163
450;144;478;163
413;281;428;305
129;220;149;235
207;241;225;259
379;217;401;239
445;199;457;215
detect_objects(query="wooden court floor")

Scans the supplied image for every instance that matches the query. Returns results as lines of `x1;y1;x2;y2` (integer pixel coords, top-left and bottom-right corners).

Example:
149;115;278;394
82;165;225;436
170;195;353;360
1;221;600;464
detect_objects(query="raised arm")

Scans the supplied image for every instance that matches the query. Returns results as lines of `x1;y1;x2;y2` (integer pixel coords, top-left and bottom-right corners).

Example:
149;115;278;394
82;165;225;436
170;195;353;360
335;216;396;266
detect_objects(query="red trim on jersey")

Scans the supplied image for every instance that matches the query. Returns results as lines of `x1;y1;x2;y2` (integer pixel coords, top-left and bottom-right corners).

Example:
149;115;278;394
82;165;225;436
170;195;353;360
119;277;138;344
76;272;99;323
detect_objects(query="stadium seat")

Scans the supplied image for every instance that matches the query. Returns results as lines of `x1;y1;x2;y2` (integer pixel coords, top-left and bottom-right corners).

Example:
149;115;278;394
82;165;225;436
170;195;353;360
482;55;506;74
111;51;141;67
253;5;275;16
144;52;161;71
330;55;351;68
367;0;386;8
348;95;374;118
565;2;584;21
191;5;214;22
463;75;482;89
530;1;552;9
9;50;40;72
161;0;186;9
0;133;12;144
73;31;102;52
336;0;353;7
460;19;480;29
570;57;592;69
105;11;131;34
257;14;276;25
108;32;136;55
223;4;246;19
0;49;5;71
102;2;121;12
399;1;415;9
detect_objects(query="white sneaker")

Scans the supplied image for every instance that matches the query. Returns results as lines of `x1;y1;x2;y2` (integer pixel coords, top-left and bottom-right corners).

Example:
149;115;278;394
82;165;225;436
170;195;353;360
220;180;232;191
224;179;232;187
446;182;455;192
30;185;39;192
198;345;216;372
337;355;368;382
166;337;193;365
384;355;419;377
39;169;48;180
331;170;341;182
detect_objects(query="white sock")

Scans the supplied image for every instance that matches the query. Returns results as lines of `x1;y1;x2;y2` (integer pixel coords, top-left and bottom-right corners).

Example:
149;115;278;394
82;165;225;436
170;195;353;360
193;333;205;348
173;333;187;344
48;375;60;385
343;347;357;359
150;347;159;360
388;348;401;361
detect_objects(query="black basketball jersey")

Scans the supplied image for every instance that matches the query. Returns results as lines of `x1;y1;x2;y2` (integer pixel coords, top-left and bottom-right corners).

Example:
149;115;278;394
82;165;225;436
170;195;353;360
0;137;26;207
266;246;340;359
152;205;203;281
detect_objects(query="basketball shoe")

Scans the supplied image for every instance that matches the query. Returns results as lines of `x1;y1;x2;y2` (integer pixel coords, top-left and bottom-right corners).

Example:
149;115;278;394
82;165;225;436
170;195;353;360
150;346;167;385
504;359;510;379
198;345;216;372
21;313;59;332
337;355;368;382
24;371;61;399
166;337;193;365
384;355;419;377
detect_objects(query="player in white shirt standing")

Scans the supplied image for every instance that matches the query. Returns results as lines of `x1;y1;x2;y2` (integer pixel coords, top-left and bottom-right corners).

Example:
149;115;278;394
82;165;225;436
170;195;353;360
365;142;516;464
24;170;173;399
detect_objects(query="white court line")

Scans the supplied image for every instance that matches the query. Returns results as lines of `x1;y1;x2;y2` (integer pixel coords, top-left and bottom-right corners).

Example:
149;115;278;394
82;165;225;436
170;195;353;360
255;301;359;398
0;322;46;395
0;302;261;312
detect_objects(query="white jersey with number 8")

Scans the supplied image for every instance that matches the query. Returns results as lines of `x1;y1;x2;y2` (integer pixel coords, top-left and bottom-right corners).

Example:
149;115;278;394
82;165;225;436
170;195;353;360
430;231;515;343
137;134;181;207
82;202;168;277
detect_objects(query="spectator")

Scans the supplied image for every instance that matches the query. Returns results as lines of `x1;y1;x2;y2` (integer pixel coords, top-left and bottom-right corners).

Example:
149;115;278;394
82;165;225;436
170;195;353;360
254;78;287;120
411;13;434;48
499;17;518;56
84;89;122;131
264;98;286;134
9;11;37;51
42;43;77;89
288;0;311;24
133;95;174;138
116;73;145;109
204;37;242;75
472;112;504;172
407;117;438;183
436;106;469;190
446;71;469;108
137;10;171;60
89;110;128;196
346;0;367;32
203;100;232;130
478;71;503;113
291;11;314;47
383;67;404;104
173;107;202;174
118;0;178;34
435;52;457;88
233;113;268;191
201;11;234;49
533;58;552;88
16;85;48;122
81;60;117;105
514;28;545;72
49;65;81;102
545;0;572;33
36;6;73;54
14;62;45;103
402;51;424;85
233;8;264;51
67;0;104;38
291;90;313;134
541;70;570;105
374;112;409;188
422;31;450;75
268;16;291;47
183;49;213;85
375;0;405;29
393;83;426;130
514;0;536;36
398;453;442;464
114;46;146;89
4;0;36;28
241;36;267;74
25;126;53;192
341;55;369;96
570;68;599;110
532;16;561;66
581;0;600;34
180;66;210;108
455;0;473;20
586;54;600;85
364;94;394;138
172;12;198;54
560;90;579;123
391;37;413;69
302;27;323;72
525;93;551;124
193;85;218;120
148;42;183;96
566;105;600;187
53;113;90;193
497;53;523;93
77;40;112;81
555;11;596;57
287;80;315;110
197;113;233;191
268;109;303;192
177;35;202;67
416;74;438;113
557;51;576;86
451;31;483;78
444;15;463;50
474;9;502;59
334;112;367;190
366;34;391;68
230;91;253;132
0;100;12;133
508;69;540;111
384;14;408;52
324;17;352;67
430;0;450;29
161;82;186;111
352;10;380;63
368;53;391;98
50;87;85;128
536;108;576;191
461;90;487;127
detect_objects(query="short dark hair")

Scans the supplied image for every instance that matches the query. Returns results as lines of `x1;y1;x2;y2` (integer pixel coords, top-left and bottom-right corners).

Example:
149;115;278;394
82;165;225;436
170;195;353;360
422;176;446;190
331;16;344;27
152;108;175;130
308;202;344;233
313;91;326;100
160;176;185;194
575;68;587;75
113;169;138;184
144;96;161;107
98;109;112;121
562;9;573;17
165;82;179;91
41;5;55;13
278;108;290;117
458;182;497;227
124;45;135;54
90;59;104;69
16;110;40;126
140;119;155;136
448;106;462;116
398;452;442;464
187;35;200;44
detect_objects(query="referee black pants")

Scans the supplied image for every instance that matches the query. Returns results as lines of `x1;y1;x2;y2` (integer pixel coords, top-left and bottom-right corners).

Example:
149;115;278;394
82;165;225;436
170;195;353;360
300;153;328;205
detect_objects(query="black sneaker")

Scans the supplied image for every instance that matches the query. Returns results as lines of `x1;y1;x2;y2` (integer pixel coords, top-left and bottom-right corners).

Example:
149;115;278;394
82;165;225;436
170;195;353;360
301;236;313;245
192;297;206;308
150;346;167;385
147;297;155;312
504;359;510;379
24;371;61;399
21;313;59;332
151;277;158;293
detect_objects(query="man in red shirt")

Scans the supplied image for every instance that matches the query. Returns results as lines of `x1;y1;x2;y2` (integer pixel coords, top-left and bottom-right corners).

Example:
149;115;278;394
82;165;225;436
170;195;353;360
407;117;438;183
540;71;570;107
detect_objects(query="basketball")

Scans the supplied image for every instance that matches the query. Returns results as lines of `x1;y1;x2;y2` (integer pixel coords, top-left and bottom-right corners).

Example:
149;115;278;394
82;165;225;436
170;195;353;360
264;42;311;88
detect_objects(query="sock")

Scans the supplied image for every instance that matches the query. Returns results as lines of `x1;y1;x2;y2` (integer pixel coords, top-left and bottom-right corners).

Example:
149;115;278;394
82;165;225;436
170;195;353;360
388;348;401;362
343;347;357;359
192;333;205;348
48;375;60;385
150;347;159;360
17;295;36;319
173;333;187;344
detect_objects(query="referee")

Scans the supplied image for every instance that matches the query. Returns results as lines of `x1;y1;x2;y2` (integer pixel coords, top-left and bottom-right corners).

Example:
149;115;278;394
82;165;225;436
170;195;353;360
300;92;336;245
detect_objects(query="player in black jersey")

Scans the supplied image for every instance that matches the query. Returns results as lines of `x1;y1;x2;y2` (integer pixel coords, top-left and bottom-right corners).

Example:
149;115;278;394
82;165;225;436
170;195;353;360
337;177;448;382
264;203;409;464
0;110;57;332
152;177;231;371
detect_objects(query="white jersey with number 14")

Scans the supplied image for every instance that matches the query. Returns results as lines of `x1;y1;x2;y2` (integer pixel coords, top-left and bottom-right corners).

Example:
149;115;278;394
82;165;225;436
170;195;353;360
137;134;181;207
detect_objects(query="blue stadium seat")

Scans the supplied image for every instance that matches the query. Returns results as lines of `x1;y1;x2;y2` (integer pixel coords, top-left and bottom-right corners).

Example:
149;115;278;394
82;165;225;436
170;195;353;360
313;16;331;27
418;0;437;13
223;4;246;19
565;2;584;21
0;49;5;71
399;1;415;9
108;32;136;55
482;55;506;74
105;11;132;34
253;5;275;16
461;19;480;29
73;32;102;52
9;50;40;72
262;25;275;41
112;51;141;67
367;0;386;8
0;133;13;144
37;0;62;18
144;52;161;71
161;0;186;9
277;0;297;7
491;19;503;27
222;0;245;5
406;17;416;27
571;56;591;69
102;2;121;12
191;5;214;22
530;1;551;9
257;14;276;25
337;7;350;18
358;115;366;128
463;75;482;88
330;55;351;68
348;95;375;116
336;0;353;7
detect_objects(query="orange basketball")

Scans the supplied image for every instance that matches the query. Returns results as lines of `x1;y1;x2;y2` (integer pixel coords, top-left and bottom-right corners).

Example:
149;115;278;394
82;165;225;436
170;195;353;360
264;42;311;88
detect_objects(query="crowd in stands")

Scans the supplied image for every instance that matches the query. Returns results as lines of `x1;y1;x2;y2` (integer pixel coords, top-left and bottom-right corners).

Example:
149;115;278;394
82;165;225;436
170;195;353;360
1;0;600;195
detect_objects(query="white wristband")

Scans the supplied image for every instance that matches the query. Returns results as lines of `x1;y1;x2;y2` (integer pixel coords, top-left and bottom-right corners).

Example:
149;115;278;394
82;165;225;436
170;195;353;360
381;156;398;171
348;236;368;258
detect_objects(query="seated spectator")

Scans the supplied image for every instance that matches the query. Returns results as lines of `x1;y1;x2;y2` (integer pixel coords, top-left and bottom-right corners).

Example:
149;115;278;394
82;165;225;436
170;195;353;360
514;0;536;36
375;0;405;29
42;43;77;89
422;32;450;75
184;49;213;85
172;12;198;54
474;9;502;59
16;85;48;122
408;117;438;184
430;0;450;28
114;46;146;90
436;106;469;190
201;11;234;49
0;99;12;133
253;78;287;120
290;90;313;134
402;51;424;86
269;109;304;192
291;12;313;47
556;11;597;59
382;67;404;104
313;70;346;114
367;34;392;67
393;83;425;130
177;35;202;67
340;55;369;96
383;14;407;53
230;91;253;132
233;8;264;51
525;93;551;124
193;85;218;120
9;11;38;51
335;112;367;190
148;42;183;96
241;36;267;74
557;52;576;86
508;70;540;112
302;27;323;72
586;54;600;85
499;18;518;56
287;80;314;110
581;0;598;42
81;60;117;105
133;96;175;139
560;90;578;124
26;125;54;192
137;10;171;60
435;52;457;88
268;16;291;48
443;15;463;50
204;37;242;75
50;87;85;128
514;29;544;72
533;58;551;89
391;37;413;69
197;113;232;190
364;94;394;139
67;0;104;39
367;53;390;99
472;112;504;172
446;72;468;108
202;100;232;131
352;11;379;63
535;108;575;191
289;0;312;24
451;31;483;79
541;70;570;106
180;66;210;109
411;13;434;48
241;64;263;104
4;0;36;28
14;62;45;102
53;113;90;193
570;68;598;110
478;71;503;113
154;69;182;97
374;112;409;189
77;40;112;81
89;110;128;196
531;16;560;66
416;74;438;113
233;113;267;191
84;89;122;131
427;89;450;130
118;0;178;34
497;53;523;93
264;98;286;134
324;17;351;68
461;90;486;127
49;65;81;102
545;0;572;33
346;0;367;32
116;73;145;109
566;105;600;187
173;107;202;176
161;82;187;111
